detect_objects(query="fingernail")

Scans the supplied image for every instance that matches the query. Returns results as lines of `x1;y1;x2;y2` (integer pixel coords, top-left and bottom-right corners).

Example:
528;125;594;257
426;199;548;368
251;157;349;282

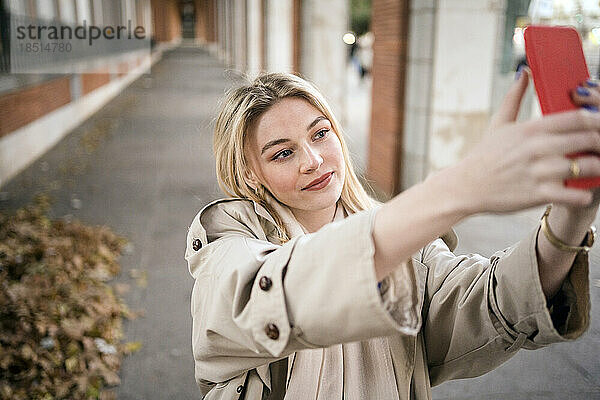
587;79;598;87
583;104;598;112
514;65;523;81
577;86;591;96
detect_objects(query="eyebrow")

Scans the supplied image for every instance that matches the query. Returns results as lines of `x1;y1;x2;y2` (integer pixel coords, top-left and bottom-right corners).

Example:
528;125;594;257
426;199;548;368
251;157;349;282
307;115;327;131
260;116;329;155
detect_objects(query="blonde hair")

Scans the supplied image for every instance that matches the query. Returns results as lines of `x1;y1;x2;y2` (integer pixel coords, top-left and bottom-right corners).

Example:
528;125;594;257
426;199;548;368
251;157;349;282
213;72;381;243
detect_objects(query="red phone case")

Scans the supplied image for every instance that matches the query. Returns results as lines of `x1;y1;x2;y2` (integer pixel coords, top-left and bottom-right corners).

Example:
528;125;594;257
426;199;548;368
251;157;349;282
524;25;600;189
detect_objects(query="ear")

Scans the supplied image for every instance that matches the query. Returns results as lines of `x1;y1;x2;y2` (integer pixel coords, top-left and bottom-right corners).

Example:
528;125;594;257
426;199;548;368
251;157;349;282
243;135;265;190
243;166;260;190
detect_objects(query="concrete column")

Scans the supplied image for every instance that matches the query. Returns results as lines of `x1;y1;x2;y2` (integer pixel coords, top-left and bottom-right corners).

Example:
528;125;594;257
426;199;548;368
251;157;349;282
92;0;103;25
299;0;347;121
217;0;226;61
120;0;127;24
233;0;246;73
75;0;92;24
264;0;293;72
124;0;135;25
246;0;262;78
226;0;233;66
143;0;152;37
401;0;436;189
427;0;504;173
58;0;77;24
7;1;27;16
223;0;233;66
36;0;56;21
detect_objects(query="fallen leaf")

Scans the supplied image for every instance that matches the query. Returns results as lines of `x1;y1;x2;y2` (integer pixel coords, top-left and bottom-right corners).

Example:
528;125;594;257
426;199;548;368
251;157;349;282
0;195;138;398
122;341;142;354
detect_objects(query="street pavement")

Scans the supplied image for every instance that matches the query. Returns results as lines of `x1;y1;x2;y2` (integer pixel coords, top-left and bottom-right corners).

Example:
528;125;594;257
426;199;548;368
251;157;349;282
433;209;600;399
0;45;598;399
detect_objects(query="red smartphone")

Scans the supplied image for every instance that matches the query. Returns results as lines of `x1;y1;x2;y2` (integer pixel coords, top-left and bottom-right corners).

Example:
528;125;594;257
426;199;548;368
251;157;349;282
524;25;600;189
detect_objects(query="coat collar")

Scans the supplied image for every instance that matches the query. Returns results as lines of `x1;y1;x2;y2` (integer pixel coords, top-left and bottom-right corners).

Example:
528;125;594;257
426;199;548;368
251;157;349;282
213;190;457;251
251;190;346;238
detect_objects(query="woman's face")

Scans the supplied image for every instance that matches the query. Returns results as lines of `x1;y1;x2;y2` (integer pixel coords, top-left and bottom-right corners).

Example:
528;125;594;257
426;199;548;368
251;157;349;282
245;97;345;213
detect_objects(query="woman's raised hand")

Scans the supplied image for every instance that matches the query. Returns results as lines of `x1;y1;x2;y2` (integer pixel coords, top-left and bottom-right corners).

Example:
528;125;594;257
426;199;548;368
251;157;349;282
450;68;600;215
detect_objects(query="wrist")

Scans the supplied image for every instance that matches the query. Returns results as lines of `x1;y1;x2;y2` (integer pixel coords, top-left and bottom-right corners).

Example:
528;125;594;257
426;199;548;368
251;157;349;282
544;204;595;248
424;164;476;222
551;203;597;230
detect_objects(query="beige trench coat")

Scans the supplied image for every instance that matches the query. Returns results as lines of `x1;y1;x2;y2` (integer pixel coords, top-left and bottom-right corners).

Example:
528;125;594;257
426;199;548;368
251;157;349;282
184;191;590;400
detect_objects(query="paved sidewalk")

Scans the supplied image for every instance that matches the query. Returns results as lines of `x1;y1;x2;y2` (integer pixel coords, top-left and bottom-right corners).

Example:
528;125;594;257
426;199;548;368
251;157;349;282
0;45;232;399
433;210;600;399
0;45;598;399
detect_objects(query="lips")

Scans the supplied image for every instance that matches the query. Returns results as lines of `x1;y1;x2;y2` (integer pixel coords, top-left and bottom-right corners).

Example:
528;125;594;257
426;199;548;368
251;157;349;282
302;172;333;190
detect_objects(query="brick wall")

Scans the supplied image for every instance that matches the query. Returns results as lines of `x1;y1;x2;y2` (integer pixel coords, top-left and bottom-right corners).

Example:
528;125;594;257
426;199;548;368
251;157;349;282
151;0;182;42
0;77;71;138
207;0;217;42
195;0;218;43
195;0;207;41
368;0;410;196
292;0;301;74
81;73;111;96
117;62;129;77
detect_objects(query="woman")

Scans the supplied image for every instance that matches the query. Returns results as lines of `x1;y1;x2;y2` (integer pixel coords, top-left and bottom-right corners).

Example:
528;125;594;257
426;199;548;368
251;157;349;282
185;70;598;399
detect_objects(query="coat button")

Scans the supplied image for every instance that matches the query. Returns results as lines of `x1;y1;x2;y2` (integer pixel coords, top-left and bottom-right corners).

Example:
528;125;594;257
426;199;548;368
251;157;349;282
192;239;202;251
259;276;272;291
265;323;279;340
236;385;243;393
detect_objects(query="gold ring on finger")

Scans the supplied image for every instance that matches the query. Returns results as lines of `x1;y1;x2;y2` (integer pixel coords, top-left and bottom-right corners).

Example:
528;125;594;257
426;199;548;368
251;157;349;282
569;158;581;179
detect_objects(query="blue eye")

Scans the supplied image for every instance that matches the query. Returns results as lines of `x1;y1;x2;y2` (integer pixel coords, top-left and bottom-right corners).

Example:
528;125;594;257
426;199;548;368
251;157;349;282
271;129;329;162
273;149;292;160
315;129;329;139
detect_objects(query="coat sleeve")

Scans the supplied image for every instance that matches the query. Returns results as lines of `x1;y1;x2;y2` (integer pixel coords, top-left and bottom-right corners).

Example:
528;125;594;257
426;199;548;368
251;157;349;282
422;223;590;385
185;201;421;387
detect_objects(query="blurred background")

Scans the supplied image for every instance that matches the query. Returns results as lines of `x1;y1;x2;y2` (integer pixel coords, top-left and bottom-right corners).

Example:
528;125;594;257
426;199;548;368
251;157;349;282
0;0;598;399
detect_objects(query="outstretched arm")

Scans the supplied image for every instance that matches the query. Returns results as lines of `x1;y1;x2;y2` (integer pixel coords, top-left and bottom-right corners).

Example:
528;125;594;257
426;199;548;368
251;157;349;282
537;78;600;299
536;204;596;299
373;68;600;296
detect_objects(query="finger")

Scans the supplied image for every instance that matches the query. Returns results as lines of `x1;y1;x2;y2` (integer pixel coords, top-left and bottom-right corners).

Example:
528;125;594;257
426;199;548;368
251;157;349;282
562;155;600;179
528;131;600;158
582;78;599;90
540;182;593;207
570;85;600;110
531;155;600;180
522;108;600;135
489;66;530;130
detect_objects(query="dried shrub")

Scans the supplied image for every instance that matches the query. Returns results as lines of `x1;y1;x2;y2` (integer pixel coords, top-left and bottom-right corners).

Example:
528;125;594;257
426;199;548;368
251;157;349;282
0;195;138;399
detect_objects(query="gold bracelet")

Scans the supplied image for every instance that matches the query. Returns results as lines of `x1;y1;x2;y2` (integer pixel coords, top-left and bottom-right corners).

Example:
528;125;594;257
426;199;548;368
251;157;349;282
540;205;596;253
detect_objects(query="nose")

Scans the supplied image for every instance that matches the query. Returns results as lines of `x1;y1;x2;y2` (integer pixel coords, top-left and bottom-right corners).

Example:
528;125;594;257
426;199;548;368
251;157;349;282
299;144;323;173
